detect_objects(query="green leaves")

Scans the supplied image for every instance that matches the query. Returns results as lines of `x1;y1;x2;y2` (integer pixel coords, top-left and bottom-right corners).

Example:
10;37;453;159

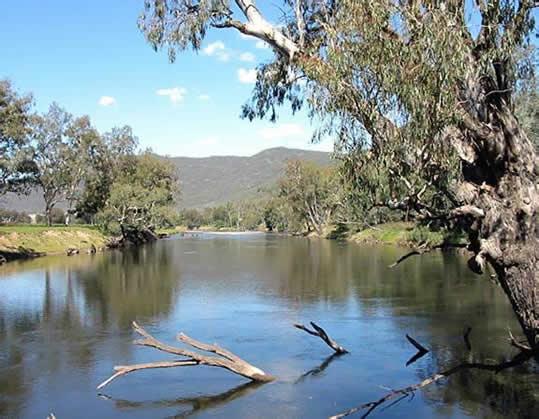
0;80;36;195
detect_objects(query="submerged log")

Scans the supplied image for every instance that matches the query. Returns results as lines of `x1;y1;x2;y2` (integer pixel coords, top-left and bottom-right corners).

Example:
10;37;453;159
97;322;274;390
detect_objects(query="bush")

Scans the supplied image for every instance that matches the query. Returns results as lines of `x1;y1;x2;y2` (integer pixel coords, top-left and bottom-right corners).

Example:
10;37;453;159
0;209;31;224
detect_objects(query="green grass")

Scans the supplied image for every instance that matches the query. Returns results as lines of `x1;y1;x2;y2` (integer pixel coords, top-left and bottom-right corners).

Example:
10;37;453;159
0;224;109;257
349;222;466;247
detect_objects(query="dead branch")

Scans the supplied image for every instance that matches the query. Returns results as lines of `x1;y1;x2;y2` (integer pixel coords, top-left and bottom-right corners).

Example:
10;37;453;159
405;334;429;366
405;334;428;353
97;321;274;390
294;322;349;354
389;242;468;268
463;326;472;351
330;346;538;419
508;328;533;353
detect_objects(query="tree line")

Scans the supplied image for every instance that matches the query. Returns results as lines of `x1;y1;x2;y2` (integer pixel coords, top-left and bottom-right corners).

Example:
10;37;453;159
0;80;178;236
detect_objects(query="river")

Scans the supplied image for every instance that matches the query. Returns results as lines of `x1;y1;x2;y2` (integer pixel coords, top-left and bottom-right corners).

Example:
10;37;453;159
0;233;537;418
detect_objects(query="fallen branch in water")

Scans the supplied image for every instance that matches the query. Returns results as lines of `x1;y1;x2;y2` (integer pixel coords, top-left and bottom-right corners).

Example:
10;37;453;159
463;326;472;351
405;334;429;366
97;321;274;390
389;242;468;268
330;344;538;418
294;322;349;354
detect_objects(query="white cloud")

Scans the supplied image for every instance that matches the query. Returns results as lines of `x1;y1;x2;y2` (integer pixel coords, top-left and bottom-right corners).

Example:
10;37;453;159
255;40;269;49
198;94;210;101
259;123;306;140
203;41;230;61
98;96;116;107
156;87;187;103
237;68;257;84
203;41;225;55
239;52;256;62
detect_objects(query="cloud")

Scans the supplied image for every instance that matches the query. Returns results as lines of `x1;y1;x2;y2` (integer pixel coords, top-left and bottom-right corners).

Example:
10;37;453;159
239;52;256;62
237;68;257;84
203;41;225;55
198;94;210;101
98;96;116;107
203;41;230;61
156;87;187;103
259;123;306;140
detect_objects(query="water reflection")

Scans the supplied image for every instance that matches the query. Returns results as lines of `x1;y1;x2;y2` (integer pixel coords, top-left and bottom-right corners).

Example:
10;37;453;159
99;380;265;418
0;234;537;418
295;352;344;383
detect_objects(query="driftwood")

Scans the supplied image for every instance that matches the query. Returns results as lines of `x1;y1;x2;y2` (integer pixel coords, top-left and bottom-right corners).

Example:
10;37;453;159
97;322;274;390
405;334;429;366
294;322;349;354
389;242;468;268
463;326;472;351
331;332;538;419
66;247;79;256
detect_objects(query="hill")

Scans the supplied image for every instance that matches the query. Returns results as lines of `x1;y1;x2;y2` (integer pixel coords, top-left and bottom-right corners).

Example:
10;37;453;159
0;147;332;212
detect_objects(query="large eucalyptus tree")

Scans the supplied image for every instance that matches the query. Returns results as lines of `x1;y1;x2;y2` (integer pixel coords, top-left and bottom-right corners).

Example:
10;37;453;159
137;0;538;348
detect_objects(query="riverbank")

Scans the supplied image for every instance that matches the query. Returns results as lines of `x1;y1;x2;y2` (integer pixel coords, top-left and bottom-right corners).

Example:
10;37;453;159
0;225;109;262
311;222;467;248
0;222;466;265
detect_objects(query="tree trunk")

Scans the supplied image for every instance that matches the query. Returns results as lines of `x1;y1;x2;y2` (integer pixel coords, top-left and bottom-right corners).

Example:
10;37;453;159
455;104;538;348
45;205;52;226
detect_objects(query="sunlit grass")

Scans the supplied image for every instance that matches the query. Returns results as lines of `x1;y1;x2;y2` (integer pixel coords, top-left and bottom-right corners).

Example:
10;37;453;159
0;224;108;256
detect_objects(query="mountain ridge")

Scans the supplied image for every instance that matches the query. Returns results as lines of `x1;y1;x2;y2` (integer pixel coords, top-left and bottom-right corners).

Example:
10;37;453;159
0;147;332;212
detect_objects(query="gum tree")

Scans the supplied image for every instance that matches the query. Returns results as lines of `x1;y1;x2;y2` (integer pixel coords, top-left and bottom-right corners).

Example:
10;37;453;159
137;1;538;348
0;80;36;196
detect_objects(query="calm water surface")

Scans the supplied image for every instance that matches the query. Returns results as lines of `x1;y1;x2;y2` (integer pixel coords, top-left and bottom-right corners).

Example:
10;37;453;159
0;233;537;418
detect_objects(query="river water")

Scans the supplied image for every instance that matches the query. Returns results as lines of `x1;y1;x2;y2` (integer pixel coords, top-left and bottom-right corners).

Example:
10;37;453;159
0;233;537;418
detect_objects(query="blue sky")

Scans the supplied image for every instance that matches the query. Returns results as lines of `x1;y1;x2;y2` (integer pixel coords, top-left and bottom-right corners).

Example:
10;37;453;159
0;1;333;157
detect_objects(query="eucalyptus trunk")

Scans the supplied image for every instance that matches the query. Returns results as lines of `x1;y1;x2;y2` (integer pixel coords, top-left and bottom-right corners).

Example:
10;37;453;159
456;103;538;348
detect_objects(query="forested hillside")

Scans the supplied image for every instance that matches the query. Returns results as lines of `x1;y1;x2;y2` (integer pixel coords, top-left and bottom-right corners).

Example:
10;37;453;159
0;147;331;211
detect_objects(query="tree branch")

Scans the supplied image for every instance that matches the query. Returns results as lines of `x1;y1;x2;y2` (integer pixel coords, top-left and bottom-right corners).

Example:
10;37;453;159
294;321;349;354
389;242;468;268
231;0;300;59
331;346;538;418
97;321;274;390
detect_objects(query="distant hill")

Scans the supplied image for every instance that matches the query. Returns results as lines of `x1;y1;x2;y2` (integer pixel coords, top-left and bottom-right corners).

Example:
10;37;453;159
0;147;332;212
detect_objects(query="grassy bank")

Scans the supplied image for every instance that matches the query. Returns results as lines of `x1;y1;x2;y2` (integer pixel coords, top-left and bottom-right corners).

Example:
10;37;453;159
347;222;466;247
0;225;109;261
